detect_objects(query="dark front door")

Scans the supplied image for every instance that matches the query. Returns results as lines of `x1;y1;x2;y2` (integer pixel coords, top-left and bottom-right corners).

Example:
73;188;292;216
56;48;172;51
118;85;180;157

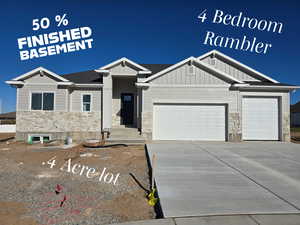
121;93;134;125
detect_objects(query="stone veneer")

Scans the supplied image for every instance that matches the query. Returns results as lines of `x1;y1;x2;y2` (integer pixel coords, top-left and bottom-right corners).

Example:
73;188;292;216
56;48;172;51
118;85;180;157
282;113;291;142
228;113;242;142
16;111;101;141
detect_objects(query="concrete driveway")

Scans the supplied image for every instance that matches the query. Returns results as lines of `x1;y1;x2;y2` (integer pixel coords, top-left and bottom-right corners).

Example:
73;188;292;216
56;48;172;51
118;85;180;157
146;142;300;218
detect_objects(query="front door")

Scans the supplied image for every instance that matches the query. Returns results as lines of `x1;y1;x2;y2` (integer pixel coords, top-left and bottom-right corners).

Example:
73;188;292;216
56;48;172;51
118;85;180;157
121;93;134;125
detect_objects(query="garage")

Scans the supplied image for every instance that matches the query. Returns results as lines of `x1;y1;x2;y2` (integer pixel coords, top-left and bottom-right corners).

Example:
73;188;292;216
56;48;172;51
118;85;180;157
242;97;279;140
153;103;226;141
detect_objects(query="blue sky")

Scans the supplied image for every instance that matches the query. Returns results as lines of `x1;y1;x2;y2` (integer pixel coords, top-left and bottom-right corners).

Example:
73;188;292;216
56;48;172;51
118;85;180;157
0;0;299;112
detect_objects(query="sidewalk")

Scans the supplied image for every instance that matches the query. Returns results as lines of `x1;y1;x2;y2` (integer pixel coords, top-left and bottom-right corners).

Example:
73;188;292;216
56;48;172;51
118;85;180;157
111;214;300;225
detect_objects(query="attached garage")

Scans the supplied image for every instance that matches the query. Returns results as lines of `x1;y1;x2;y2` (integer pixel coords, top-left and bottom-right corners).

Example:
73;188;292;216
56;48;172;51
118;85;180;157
242;97;279;140
153;103;226;141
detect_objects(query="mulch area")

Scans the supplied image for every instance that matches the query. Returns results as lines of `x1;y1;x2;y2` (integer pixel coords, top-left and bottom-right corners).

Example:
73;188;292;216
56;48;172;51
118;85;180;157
0;140;155;225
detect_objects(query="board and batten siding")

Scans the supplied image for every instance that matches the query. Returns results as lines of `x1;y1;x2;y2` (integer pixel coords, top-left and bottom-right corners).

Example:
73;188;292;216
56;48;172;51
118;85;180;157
152;63;229;85
17;84;67;111
200;56;261;82
70;89;102;112
143;87;238;113
109;64;137;75
22;73;59;84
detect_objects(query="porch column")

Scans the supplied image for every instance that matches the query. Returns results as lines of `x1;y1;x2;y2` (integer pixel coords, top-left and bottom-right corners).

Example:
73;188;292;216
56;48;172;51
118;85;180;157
102;73;112;131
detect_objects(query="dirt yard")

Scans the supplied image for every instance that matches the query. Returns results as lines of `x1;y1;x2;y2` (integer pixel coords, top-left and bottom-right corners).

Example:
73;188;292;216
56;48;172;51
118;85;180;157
0;138;155;225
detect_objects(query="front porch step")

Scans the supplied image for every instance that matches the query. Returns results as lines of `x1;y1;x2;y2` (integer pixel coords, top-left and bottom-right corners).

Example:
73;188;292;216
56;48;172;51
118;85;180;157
107;128;145;144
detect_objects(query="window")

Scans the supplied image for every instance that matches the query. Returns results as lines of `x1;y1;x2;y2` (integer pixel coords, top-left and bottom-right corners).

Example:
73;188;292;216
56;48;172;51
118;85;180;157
82;94;91;112
31;93;54;110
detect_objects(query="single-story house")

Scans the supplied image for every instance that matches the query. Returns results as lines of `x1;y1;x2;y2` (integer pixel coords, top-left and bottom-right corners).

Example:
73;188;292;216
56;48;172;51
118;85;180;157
6;50;298;142
291;101;300;126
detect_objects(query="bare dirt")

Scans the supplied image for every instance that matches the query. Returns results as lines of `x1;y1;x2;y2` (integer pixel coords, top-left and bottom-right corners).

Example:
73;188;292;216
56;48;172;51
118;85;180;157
0;139;155;225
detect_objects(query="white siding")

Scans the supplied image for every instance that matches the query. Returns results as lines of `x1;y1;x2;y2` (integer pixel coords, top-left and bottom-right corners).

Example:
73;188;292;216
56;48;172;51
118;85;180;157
17;84;67;111
152;63;228;85
200;56;261;82
70;89;102;112
23;73;59;84
110;64;137;75
143;87;238;112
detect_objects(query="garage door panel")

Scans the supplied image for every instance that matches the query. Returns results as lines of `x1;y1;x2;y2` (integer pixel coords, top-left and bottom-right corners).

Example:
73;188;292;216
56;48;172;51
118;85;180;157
242;97;279;140
153;104;226;141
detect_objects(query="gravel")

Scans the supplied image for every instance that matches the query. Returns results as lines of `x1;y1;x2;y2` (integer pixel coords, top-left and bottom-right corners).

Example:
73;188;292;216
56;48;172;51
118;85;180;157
0;143;155;225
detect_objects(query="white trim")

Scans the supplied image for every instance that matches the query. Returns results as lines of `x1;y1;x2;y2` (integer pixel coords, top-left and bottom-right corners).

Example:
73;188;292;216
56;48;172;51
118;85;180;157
143;56;243;84
135;83;150;88
5;81;24;85
193;59;243;83
81;93;93;112
57;82;74;86
152;99;230;104
111;73;137;76
29;91;56;111
94;69;110;73
99;57;151;72
73;83;103;88
16;88;19;111
198;50;279;83
65;89;68;112
197;50;217;60
237;85;299;90
138;71;152;75
135;83;230;88
12;67;69;82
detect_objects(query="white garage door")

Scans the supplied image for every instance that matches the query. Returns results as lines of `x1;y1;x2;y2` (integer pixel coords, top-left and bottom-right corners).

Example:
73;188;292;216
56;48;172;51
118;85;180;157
242;97;279;140
153;104;226;141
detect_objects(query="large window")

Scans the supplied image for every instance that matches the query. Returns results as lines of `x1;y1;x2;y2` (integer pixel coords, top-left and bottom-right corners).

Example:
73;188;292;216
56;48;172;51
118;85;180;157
31;93;54;110
82;94;91;112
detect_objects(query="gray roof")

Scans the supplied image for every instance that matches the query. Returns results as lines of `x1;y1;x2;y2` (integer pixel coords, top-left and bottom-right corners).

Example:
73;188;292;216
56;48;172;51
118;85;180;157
140;64;173;76
245;81;296;86
62;70;103;84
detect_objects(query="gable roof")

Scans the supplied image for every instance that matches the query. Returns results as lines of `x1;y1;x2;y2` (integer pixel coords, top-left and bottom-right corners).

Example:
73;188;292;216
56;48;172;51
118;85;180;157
142;56;243;84
12;67;69;82
99;57;151;72
198;50;279;83
140;64;173;77
62;70;103;84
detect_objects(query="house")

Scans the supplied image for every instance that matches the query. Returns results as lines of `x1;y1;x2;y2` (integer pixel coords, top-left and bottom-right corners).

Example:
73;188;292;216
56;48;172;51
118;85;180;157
6;50;298;142
291;101;300;127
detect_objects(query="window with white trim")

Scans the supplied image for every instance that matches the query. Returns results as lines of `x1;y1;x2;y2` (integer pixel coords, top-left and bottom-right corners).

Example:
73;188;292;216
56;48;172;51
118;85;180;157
82;94;91;112
31;93;54;110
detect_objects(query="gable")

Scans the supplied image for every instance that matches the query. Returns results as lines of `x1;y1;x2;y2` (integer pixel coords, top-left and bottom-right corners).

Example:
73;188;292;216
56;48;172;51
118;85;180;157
23;71;60;84
150;62;229;85
109;63;138;75
201;56;261;82
198;50;278;83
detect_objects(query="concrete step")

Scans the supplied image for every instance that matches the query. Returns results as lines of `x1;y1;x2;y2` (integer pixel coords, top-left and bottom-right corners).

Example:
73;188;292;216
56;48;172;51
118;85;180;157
109;128;141;138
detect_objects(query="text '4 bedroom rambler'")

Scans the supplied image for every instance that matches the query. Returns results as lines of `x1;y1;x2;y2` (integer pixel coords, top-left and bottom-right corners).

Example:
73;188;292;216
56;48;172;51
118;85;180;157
6;50;298;142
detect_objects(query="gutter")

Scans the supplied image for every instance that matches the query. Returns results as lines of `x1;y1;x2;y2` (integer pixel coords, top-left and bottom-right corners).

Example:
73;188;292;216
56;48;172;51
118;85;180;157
94;69;110;74
135;83;150;87
5;80;24;85
72;83;103;88
232;84;300;90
